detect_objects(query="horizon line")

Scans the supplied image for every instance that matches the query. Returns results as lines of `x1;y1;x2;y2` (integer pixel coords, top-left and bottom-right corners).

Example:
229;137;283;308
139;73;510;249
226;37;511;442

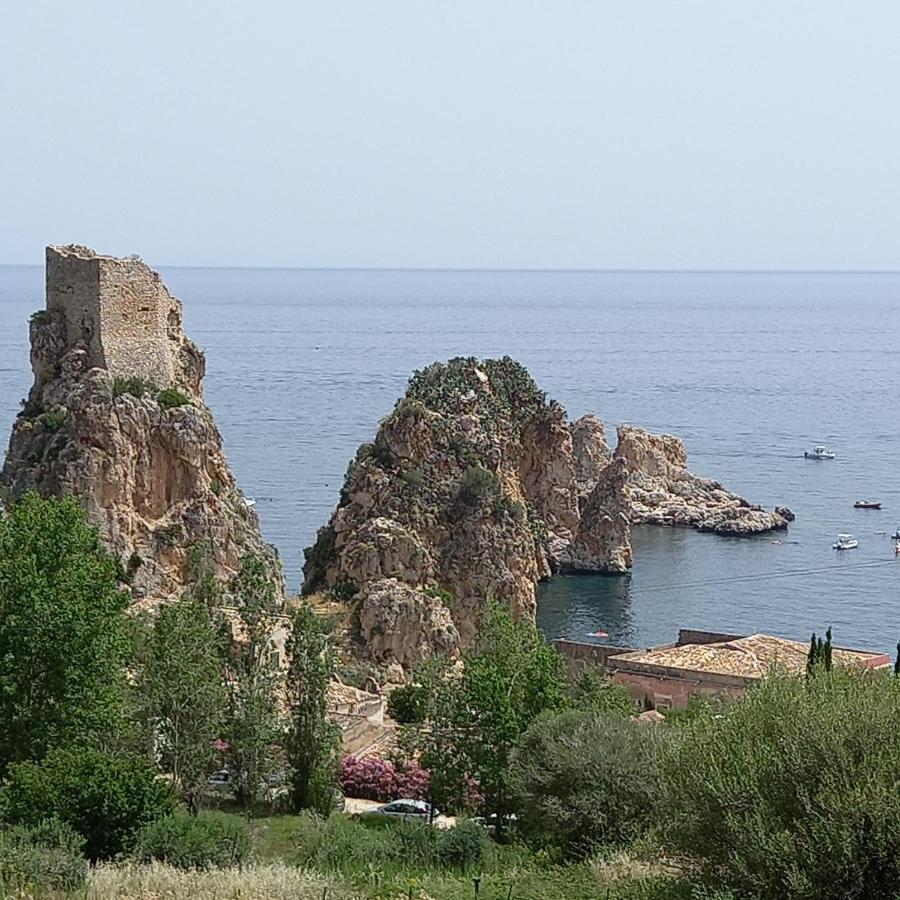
2;263;900;275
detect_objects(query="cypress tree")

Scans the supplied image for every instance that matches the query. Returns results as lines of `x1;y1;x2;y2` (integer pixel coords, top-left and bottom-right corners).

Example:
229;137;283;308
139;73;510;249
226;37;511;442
806;632;818;675
894;641;900;677
823;627;833;672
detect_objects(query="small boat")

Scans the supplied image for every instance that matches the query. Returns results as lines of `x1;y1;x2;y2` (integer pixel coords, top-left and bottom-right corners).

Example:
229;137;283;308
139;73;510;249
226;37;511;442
853;500;882;510
243;497;257;508
833;534;858;550
804;445;835;460
895;541;900;555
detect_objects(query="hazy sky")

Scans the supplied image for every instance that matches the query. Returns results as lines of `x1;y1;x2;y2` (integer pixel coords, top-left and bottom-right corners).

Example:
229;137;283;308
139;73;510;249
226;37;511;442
2;1;899;269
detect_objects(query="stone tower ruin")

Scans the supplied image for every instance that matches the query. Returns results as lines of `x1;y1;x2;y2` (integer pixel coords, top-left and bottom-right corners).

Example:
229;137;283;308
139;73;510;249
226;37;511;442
45;244;178;388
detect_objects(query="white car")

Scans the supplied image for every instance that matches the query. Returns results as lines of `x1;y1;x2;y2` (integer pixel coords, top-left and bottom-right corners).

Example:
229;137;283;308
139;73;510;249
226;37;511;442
363;799;439;823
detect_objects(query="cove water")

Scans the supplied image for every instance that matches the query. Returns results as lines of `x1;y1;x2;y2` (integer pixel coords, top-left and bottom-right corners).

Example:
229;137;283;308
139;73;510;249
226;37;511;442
2;266;899;653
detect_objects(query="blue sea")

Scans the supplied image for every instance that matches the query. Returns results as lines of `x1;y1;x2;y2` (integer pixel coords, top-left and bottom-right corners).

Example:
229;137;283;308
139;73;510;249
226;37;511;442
2;266;899;653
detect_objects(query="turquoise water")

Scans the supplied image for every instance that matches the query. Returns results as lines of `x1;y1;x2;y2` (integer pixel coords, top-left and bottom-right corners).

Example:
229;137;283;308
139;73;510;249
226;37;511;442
2;266;899;652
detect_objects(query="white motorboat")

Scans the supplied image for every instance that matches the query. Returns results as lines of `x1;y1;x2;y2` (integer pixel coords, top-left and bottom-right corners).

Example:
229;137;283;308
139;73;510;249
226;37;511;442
832;534;858;550
804;445;835;460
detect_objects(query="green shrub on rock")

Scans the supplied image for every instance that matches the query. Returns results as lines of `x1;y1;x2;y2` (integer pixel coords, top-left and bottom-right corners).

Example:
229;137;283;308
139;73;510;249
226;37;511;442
157;387;191;409
458;464;499;505
135;812;251;870
0;819;87;892
1;748;175;861
113;375;156;398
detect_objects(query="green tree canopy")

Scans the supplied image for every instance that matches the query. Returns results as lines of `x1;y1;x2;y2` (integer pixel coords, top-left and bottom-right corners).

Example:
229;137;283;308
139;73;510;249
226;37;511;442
659;669;900;899
285;604;339;815
0;492;129;774
412;602;569;833
224;553;285;808
139;597;228;812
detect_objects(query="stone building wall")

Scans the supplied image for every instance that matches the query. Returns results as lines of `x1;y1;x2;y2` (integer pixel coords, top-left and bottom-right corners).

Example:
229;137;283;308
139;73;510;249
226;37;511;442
45;246;104;368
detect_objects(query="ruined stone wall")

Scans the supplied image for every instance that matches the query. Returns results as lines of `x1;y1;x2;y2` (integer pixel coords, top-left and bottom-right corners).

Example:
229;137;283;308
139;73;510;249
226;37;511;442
45;246;105;368
44;245;176;388
97;256;175;387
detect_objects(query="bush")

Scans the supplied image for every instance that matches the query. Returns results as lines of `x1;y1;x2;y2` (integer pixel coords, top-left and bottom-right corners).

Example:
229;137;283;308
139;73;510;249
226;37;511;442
458;465;499;504
113;375;156;398
569;666;635;717
0;819;87;892
339;755;430;802
294;812;391;871
434;819;491;870
157;387;191;409
292;812;485;874
37;409;66;431
135;812;251;870
659;670;900;900
386;683;429;724
511;709;663;859
2;747;175;861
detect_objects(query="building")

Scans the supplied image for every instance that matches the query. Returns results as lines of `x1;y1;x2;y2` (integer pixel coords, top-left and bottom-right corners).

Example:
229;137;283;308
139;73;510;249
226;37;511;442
45;244;179;388
555;628;892;711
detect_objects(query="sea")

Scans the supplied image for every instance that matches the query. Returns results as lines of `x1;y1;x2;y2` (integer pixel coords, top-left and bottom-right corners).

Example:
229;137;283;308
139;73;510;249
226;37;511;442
2;266;899;654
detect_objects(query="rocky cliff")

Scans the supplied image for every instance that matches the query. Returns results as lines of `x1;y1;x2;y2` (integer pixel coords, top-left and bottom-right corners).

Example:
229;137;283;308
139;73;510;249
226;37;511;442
302;357;630;666
305;359;792;669
0;245;282;607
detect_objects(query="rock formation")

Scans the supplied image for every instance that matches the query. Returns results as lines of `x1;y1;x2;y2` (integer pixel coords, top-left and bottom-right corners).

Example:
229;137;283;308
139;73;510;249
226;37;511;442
302;357;629;664
615;425;793;535
305;358;792;668
1;245;282;606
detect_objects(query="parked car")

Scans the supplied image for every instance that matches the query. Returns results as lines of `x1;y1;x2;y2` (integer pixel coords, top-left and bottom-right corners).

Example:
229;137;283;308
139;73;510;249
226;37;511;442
362;799;438;823
206;769;231;792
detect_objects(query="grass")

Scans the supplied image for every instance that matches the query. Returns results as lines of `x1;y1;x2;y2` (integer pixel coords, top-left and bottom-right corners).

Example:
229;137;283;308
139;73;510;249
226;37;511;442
86;862;353;899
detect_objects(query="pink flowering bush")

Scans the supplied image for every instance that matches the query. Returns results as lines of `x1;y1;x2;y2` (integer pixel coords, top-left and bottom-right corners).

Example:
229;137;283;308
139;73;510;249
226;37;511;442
339;755;430;802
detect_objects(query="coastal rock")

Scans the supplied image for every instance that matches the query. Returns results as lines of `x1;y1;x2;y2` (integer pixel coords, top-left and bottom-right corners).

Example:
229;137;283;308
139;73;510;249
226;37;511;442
560;458;633;574
1;245;283;606
615;425;791;535
303;357;625;657
358;578;460;668
571;414;612;499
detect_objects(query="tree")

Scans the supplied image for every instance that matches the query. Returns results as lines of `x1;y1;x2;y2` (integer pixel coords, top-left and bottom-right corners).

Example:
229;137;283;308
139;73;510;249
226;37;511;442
224;554;285;808
894;640;900;677
285;604;340;814
659;669;900;899
412;603;569;837
140;598;228;813
807;626;834;675
568;665;634;717
0;493;129;775
511;709;664;858
1;747;174;861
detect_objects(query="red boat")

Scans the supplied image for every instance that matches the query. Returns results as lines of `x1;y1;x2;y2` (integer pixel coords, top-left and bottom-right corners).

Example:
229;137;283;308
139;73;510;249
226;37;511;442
854;500;882;510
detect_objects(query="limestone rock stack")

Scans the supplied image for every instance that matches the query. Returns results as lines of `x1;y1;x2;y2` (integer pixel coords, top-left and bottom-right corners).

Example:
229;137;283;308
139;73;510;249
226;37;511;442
1;245;282;606
614;424;792;534
302;358;631;666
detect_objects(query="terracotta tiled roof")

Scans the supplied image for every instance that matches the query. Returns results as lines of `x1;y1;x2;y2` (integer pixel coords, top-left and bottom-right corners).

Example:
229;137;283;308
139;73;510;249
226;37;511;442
617;633;885;679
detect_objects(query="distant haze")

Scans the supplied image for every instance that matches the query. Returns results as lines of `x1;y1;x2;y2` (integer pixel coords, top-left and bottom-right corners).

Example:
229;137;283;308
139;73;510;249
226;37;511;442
2;1;899;270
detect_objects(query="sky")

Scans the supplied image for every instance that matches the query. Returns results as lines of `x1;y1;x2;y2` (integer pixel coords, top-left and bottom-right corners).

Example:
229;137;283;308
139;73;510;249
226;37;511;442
1;1;899;269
